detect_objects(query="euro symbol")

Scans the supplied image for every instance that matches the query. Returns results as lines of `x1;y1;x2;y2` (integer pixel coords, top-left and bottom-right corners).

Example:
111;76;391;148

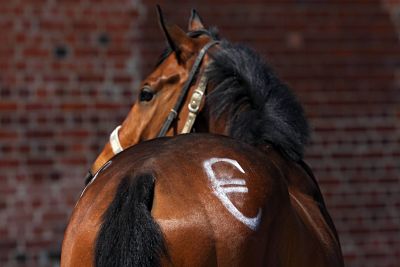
203;158;262;231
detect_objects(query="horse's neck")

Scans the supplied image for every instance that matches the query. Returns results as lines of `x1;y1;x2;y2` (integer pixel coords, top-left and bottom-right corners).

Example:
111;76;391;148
196;107;231;136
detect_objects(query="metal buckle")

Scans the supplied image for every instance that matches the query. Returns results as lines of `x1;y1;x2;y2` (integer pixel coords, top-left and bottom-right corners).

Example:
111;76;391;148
188;90;204;113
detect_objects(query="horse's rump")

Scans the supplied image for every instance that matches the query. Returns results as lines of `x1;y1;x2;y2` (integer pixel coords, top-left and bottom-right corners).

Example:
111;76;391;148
65;134;342;266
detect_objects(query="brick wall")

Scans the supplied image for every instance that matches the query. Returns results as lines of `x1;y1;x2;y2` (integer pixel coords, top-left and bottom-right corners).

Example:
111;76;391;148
0;1;144;266
0;0;399;266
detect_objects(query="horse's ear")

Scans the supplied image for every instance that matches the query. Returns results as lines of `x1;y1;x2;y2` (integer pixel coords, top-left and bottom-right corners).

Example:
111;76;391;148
188;9;205;31
157;5;193;62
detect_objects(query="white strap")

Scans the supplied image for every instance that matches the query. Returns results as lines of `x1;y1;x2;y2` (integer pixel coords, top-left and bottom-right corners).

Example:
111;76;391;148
181;75;207;134
110;125;123;155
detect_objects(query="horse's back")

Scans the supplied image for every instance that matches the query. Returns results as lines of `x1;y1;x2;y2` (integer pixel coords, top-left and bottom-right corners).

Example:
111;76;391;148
62;134;342;267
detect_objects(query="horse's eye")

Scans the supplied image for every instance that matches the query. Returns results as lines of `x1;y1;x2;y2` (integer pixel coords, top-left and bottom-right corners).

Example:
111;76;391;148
139;88;154;102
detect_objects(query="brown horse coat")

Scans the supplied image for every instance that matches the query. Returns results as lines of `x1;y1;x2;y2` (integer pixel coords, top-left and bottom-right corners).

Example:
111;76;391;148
62;134;343;267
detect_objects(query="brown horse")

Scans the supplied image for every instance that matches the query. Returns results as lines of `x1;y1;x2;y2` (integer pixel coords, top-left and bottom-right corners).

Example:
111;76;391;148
61;7;344;267
62;134;343;266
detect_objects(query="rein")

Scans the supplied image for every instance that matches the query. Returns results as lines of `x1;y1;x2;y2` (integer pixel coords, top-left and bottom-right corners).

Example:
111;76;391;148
108;40;219;155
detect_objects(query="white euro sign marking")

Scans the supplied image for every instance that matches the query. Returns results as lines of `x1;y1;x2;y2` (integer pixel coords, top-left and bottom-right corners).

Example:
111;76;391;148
203;158;262;231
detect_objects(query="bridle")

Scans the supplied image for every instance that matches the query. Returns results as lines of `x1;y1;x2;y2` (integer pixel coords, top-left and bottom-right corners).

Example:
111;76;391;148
85;38;219;184
109;40;219;155
157;40;219;137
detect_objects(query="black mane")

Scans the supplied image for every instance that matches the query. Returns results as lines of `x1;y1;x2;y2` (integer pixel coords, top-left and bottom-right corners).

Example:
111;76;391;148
206;41;310;161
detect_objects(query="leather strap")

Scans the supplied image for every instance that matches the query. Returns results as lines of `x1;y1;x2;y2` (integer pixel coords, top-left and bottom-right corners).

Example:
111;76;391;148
109;41;218;156
158;40;219;137
181;74;207;134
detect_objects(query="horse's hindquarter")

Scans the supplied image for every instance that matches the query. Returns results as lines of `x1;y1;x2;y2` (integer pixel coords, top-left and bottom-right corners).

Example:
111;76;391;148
62;134;343;267
268;150;344;267
151;136;288;266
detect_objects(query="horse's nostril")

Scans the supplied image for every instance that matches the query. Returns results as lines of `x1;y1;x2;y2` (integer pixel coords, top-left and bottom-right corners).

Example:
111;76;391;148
84;171;94;186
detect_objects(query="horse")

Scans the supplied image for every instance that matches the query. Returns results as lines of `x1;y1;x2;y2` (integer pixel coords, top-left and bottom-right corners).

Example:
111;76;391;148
62;134;343;267
61;7;344;266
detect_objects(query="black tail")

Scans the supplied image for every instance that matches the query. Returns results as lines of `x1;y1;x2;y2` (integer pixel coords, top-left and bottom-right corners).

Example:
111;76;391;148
95;174;166;267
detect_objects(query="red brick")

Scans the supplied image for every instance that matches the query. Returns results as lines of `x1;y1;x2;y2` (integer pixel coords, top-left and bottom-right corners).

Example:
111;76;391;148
26;159;54;166
23;48;49;58
25;131;54;138
0;130;18;139
77;73;104;82
60;103;88;111
0;102;18;111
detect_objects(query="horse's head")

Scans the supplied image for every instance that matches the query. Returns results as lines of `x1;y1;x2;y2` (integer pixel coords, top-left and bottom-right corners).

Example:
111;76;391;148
87;7;311;182
89;8;221;176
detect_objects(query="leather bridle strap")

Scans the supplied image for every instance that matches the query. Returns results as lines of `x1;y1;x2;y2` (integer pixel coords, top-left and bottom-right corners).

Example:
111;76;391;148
107;40;219;157
181;74;207;134
157;40;219;137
